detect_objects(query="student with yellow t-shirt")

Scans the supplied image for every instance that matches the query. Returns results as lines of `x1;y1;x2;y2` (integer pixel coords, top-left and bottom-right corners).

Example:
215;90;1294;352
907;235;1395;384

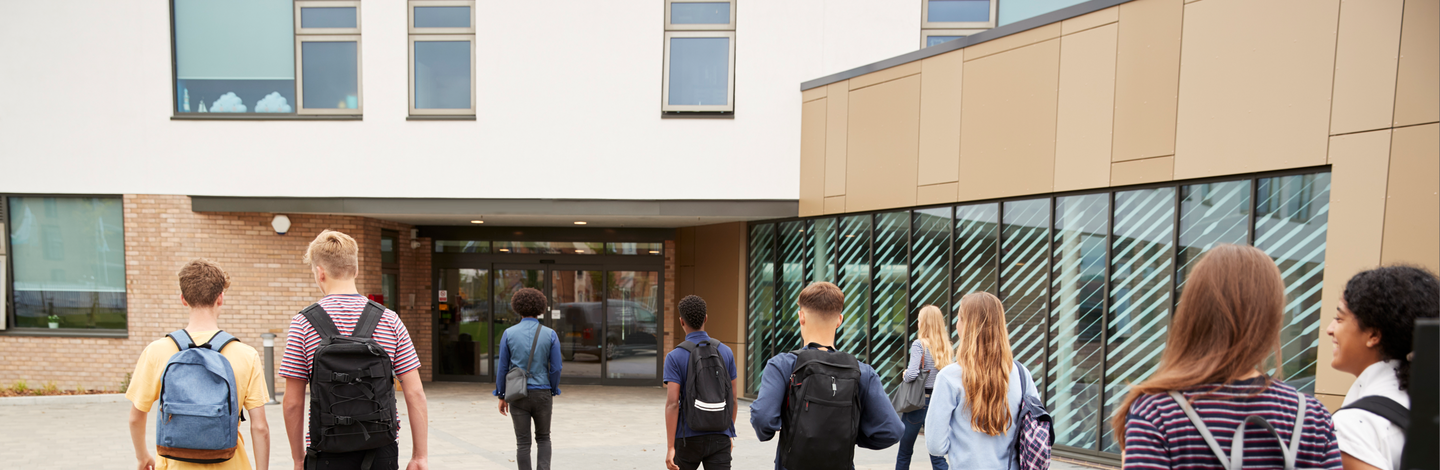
126;259;271;470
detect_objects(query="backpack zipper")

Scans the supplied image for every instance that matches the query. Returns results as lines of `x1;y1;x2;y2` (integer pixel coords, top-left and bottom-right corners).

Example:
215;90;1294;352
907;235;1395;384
831;376;837;397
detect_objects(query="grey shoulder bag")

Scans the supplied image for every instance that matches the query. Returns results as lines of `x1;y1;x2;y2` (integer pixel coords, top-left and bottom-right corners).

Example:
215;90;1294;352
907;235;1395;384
892;345;930;413
1168;388;1314;470
504;325;544;403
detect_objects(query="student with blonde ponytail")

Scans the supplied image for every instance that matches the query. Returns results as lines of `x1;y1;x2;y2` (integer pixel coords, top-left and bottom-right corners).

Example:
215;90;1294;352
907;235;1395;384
895;306;953;470
924;293;1039;470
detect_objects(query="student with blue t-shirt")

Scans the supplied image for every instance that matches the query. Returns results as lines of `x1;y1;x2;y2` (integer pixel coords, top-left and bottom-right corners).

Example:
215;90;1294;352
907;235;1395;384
664;295;738;470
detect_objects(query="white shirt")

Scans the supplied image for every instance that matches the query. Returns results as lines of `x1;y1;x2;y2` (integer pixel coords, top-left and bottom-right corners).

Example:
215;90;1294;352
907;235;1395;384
1335;359;1409;470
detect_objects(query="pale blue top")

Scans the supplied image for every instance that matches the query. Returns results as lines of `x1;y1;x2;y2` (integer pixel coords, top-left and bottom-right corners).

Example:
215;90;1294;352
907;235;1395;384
924;362;1038;470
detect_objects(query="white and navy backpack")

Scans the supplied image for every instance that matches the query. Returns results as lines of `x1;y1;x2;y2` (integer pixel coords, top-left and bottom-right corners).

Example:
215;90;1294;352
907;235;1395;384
156;329;243;463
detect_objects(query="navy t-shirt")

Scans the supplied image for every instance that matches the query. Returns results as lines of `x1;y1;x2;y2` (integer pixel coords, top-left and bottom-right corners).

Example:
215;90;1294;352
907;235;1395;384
663;331;738;438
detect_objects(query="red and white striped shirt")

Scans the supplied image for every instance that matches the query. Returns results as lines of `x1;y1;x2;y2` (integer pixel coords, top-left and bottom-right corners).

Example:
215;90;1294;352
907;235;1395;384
280;294;422;444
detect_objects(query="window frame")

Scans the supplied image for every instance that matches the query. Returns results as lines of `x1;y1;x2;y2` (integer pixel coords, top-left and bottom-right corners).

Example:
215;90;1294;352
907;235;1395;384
921;0;997;30
661;30;737;113
664;0;736;31
408;0;475;35
0;194;129;338
920;28;986;48
295;35;365;116
295;0;362;35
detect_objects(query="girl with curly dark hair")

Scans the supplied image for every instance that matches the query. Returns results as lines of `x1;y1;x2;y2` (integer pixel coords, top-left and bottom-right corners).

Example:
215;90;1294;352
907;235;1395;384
1327;265;1440;470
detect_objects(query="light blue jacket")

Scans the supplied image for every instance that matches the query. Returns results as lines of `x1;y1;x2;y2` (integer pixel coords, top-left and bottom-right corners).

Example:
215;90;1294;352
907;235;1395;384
924;362;1039;470
494;318;563;396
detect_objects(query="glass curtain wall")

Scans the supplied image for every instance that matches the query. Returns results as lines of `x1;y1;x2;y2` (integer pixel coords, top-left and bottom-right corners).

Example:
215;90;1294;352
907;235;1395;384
744;171;1331;456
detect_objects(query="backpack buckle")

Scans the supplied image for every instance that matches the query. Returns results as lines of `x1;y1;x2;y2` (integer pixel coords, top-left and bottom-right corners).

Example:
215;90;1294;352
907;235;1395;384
336;416;353;426
333;372;351;383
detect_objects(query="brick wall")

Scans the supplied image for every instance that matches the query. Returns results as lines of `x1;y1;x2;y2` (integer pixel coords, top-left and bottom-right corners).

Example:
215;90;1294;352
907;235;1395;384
0;195;434;392
663;240;676;354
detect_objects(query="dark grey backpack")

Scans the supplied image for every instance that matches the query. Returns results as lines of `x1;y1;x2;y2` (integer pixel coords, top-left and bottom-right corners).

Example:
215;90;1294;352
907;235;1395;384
302;301;397;463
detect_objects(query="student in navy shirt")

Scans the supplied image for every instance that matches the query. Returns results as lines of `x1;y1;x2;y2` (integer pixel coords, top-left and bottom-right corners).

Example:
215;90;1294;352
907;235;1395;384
664;295;738;470
749;282;903;470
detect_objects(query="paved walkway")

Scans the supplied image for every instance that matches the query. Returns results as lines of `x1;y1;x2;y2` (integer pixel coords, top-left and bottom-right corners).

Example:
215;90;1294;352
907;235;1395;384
0;382;1107;469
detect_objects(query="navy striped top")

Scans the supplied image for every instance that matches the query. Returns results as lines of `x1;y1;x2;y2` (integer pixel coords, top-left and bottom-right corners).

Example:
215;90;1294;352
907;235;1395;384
1121;378;1342;470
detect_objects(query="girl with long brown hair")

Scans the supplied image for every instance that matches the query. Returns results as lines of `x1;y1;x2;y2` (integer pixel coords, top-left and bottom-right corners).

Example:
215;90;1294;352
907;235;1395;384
924;292;1039;470
1113;244;1342;469
895;305;954;470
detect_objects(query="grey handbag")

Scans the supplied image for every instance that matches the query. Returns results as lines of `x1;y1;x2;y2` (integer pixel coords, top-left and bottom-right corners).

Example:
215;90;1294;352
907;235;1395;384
1168;388;1316;470
892;347;931;413
503;325;544;403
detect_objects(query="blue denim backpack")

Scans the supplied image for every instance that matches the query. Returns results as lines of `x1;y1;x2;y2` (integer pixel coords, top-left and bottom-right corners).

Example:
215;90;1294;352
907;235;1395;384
156;329;242;463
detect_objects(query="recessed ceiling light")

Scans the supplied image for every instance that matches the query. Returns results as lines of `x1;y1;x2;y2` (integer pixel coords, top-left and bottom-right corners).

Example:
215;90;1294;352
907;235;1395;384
575;250;585;253
470;220;484;224
649;250;660;254
574;221;587;225
499;248;510;252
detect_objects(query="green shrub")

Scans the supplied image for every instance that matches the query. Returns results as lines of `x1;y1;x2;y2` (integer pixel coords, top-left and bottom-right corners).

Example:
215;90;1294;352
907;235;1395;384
119;372;132;392
41;381;59;395
10;380;29;394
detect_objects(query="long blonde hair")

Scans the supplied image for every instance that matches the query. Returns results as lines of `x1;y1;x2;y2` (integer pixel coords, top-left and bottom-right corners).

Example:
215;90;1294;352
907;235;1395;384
955;292;1015;436
916;305;954;369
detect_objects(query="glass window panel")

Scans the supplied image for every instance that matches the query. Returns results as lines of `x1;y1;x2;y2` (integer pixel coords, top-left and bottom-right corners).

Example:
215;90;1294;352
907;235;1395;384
998;0;1088;26
380;234;397;265
1104;187;1176;452
380;272;398;310
553;269;604;378
605;242;664;255
414;6;470;28
434;240;490;253
954;203;999;321
837;215;872;362
300;7;357;28
1048;194;1108;450
607;271;661;379
301;41;360;110
810;219;837;284
775;221;809;355
871;212;910;395
911;208;951;334
436;268;488;376
926;35;965;47
414;40;471;109
671;2;731;24
493;241;602;255
1001;199;1049;394
1177;181;1250;296
746;224;776;395
667;37;730;106
8;197;126;330
928;0;990;22
1255;173;1330;394
173;0;295;114
493;269;547;377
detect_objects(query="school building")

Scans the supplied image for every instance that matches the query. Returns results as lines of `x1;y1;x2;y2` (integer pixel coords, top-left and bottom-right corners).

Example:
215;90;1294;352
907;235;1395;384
0;0;1436;464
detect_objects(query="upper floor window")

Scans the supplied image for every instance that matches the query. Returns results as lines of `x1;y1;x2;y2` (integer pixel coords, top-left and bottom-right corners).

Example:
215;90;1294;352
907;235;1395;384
295;1;363;115
408;0;476;116
921;0;995;48
663;0;736;113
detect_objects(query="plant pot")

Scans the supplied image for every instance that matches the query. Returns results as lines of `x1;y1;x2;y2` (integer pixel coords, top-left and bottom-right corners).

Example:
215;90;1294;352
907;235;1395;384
47;322;59;329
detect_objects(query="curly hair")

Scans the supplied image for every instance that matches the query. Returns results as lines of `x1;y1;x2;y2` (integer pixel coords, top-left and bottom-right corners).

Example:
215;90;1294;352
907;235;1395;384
511;287;548;318
1343;265;1440;390
679;295;707;330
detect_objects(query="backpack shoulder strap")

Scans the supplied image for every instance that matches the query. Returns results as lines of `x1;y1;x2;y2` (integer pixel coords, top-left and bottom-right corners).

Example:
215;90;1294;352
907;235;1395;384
168;329;195;351
677;340;698;354
204;331;238;353
1286;389;1306;470
301;303;340;342
351;300;386;340
1168;390;1233;470
1340;395;1410;430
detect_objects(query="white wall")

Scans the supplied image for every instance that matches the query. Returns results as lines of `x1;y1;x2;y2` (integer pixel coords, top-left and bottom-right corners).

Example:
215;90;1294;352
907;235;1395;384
0;0;919;201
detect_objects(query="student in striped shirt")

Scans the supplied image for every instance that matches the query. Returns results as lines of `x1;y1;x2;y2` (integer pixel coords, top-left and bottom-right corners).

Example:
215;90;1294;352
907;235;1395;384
1111;244;1342;470
280;230;429;470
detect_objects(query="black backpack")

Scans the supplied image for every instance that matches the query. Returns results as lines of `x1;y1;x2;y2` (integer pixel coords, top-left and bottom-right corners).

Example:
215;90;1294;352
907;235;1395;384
779;345;863;470
1340;395;1410;430
302;301;398;462
677;339;734;433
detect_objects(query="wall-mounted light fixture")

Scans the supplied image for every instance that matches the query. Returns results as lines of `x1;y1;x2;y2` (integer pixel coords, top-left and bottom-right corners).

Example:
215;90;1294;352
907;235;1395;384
271;215;291;235
410;228;421;249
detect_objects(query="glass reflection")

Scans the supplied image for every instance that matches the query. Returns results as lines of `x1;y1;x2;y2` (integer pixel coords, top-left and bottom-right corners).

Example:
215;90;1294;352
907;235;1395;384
1048;194;1108;450
552;270;604;378
436;268;489;376
301;41;360;110
607;271;661;379
494;269;544;376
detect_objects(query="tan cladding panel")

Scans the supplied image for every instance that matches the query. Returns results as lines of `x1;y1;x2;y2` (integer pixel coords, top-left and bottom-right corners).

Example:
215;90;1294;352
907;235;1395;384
1329;0;1404;135
1055;24;1119;192
800;98;827;217
965;23;1062;61
1111;156;1174;186
959;39;1061;201
1393;0;1439;127
690;222;747;345
824;196;846;214
825;81;849;197
1112;0;1182;162
1317;129;1392;396
1381;123;1440;272
918;51;964;187
1061;6;1118;35
846;75;922;212
1174;0;1339;179
850;61;922;90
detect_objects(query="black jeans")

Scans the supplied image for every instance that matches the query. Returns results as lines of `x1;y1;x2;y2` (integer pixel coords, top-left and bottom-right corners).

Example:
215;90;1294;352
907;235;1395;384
306;441;400;470
510;389;554;470
674;434;732;470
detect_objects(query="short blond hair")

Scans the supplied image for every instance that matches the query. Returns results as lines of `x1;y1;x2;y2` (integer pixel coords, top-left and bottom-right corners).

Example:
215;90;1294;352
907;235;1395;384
304;230;359;279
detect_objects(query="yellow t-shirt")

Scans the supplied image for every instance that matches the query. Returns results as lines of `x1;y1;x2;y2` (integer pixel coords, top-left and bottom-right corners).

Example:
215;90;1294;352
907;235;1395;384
126;330;271;470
